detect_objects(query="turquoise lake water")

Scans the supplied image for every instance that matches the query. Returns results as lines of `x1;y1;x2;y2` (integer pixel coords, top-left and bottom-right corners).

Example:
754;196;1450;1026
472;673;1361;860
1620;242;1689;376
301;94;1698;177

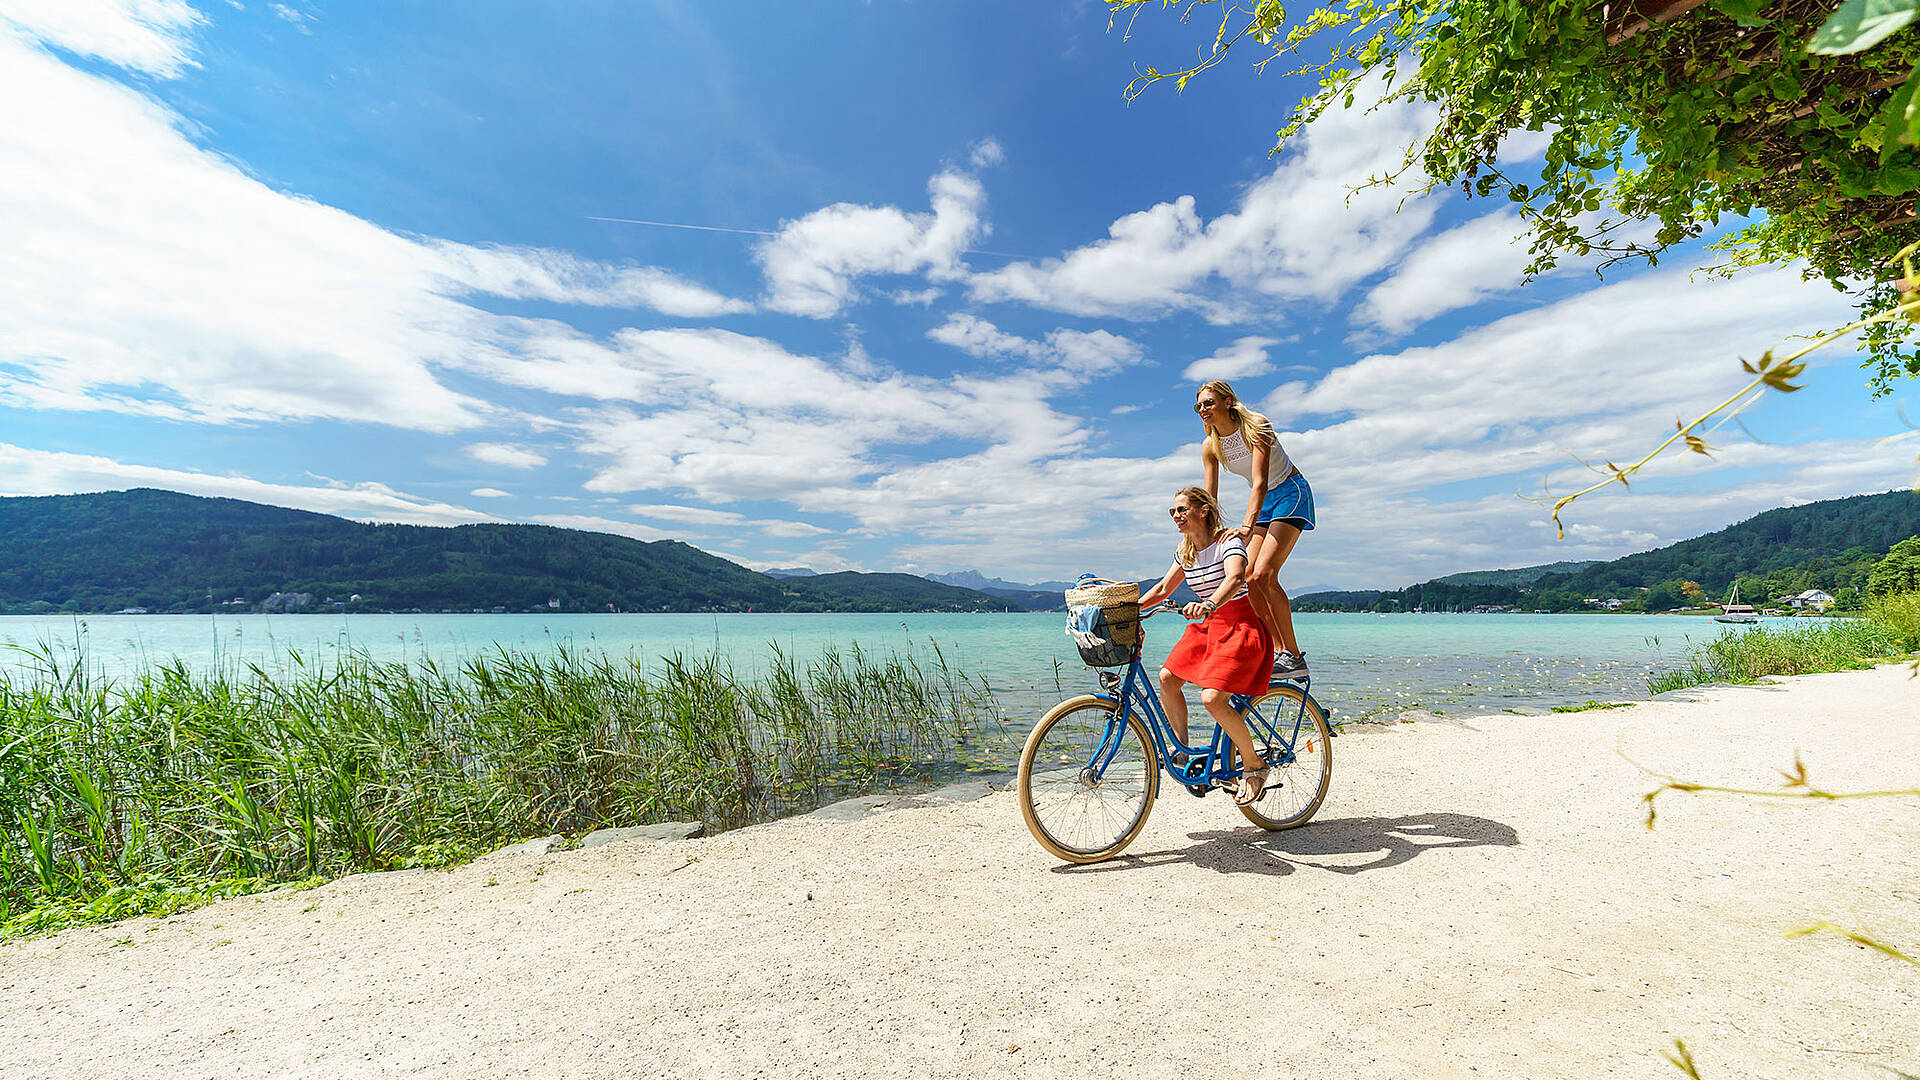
0;610;1791;723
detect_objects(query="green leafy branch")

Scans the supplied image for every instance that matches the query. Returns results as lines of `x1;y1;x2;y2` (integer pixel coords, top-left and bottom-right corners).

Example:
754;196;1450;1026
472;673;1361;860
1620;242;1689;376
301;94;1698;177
1107;0;1920;392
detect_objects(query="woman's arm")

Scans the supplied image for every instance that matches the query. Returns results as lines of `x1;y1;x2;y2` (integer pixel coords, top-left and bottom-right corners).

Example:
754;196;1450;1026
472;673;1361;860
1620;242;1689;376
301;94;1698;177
1201;443;1220;503
1138;563;1185;609
1235;442;1269;539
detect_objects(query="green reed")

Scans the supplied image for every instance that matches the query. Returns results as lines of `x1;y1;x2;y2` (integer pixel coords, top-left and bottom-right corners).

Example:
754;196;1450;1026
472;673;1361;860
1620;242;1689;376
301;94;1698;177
0;640;997;932
1645;598;1916;695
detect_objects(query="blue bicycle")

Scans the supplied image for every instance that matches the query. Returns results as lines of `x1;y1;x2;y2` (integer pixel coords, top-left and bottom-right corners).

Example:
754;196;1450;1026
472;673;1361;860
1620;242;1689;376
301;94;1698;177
1017;603;1333;863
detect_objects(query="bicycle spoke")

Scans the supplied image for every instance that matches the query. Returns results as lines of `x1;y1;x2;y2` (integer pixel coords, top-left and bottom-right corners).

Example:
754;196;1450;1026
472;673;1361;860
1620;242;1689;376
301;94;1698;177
1018;697;1158;861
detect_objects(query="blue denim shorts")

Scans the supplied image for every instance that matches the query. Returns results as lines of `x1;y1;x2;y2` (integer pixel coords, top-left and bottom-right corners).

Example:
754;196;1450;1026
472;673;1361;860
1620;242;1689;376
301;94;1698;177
1256;471;1315;530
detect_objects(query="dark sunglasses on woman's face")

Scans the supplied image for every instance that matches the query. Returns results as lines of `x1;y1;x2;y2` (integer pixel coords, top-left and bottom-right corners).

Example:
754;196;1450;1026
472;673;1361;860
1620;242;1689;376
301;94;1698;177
1168;505;1193;517
1193;398;1219;413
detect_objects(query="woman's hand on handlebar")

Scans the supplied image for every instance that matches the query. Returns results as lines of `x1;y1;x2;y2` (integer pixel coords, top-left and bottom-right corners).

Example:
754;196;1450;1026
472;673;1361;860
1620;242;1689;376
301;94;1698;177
1178;600;1214;621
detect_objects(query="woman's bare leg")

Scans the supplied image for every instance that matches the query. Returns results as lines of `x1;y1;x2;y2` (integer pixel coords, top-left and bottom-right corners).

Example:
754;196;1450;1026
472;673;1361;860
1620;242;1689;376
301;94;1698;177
1245;523;1303;656
1157;667;1190;744
1199;688;1263;787
1241;528;1280;643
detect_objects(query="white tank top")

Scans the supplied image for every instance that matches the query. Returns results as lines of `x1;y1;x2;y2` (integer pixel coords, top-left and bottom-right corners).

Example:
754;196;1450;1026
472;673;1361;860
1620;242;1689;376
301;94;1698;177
1218;429;1292;487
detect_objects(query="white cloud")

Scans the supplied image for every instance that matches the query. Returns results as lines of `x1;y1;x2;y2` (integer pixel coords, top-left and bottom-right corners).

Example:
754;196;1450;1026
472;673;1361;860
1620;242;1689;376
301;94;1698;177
1286;263;1856;494
928;313;1042;359
1496;126;1555;166
0;0;204;77
926;314;1145;382
525;514;680;543
756;169;988;317
967;88;1441;322
1350;211;1531;336
426;243;750;318
0;32;747;434
1181;336;1282;381
470;487;511;498
969;138;1005;169
1245;262;1899;586
627;504;832;540
0;442;497;525
630;504;747;526
465;443;549;469
565;329;1102;529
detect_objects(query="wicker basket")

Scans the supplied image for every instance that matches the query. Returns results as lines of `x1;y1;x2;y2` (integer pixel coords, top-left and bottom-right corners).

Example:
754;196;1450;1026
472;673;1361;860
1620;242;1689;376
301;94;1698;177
1063;578;1142;667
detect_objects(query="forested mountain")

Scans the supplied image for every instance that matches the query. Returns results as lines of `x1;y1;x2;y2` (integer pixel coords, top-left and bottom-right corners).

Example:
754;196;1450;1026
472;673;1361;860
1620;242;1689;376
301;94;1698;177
1430;560;1600;586
1295;490;1920;613
0;490;1012;614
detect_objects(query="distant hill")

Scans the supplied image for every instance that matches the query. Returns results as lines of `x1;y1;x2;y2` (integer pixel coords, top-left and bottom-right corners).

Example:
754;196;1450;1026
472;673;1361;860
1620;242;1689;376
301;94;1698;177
0;490;1014;614
1554;491;1919;596
925;570;1077;593
1430;560;1600;587
763;567;818;578
1295;490;1920;613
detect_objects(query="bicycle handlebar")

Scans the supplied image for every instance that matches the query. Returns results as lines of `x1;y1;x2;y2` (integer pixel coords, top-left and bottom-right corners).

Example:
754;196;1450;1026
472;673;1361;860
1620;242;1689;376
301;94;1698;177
1142;601;1204;621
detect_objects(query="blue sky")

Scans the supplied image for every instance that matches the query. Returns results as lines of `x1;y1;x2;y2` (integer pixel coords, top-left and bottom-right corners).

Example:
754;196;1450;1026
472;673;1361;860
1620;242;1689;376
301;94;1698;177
1;0;1915;590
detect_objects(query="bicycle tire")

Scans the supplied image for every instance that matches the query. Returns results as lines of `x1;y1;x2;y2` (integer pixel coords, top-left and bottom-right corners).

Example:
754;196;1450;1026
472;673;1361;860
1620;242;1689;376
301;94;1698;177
1018;695;1159;863
1232;685;1332;831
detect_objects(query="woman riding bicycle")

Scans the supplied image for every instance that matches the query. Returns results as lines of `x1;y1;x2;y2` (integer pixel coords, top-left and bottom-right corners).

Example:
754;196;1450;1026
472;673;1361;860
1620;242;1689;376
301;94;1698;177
1138;486;1274;806
1195;379;1315;680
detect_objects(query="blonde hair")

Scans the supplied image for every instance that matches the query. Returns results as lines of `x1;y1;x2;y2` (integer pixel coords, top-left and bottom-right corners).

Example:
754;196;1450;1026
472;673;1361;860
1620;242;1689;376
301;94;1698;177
1196;379;1277;466
1172;486;1225;568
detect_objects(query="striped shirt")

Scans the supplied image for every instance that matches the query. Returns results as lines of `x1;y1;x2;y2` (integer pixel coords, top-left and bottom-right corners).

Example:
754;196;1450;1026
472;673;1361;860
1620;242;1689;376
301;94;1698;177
1182;534;1248;604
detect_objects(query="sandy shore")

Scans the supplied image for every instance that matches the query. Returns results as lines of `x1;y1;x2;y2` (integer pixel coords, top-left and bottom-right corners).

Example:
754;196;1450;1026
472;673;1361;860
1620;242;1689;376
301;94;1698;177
2;666;1916;1079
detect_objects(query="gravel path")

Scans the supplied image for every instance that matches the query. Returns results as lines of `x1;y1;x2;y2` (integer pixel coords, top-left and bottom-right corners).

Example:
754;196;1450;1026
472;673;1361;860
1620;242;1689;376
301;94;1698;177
3;666;1916;1079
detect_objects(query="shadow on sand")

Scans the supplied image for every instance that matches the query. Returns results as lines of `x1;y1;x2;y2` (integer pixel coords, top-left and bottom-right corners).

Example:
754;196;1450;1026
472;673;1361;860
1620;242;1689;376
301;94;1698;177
1051;811;1518;877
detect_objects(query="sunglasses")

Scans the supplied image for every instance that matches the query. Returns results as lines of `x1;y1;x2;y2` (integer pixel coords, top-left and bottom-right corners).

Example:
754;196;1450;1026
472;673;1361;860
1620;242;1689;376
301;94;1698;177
1194;398;1224;413
1168;505;1195;517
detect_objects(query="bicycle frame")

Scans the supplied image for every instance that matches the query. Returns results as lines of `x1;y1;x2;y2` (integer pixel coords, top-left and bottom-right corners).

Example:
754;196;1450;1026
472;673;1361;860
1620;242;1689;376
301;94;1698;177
1085;651;1320;791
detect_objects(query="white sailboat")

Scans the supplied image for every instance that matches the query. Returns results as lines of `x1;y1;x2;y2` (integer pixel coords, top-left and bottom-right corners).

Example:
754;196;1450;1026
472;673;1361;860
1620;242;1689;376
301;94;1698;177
1714;582;1759;624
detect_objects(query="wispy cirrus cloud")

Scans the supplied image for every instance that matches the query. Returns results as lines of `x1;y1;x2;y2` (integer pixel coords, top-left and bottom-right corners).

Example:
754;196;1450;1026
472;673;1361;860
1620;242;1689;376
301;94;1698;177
0;14;747;435
0;0;205;76
465;443;549;470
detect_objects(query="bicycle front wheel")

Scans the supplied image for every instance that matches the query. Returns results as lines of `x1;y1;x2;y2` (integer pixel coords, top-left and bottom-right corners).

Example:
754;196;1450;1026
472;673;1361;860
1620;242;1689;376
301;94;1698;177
1018;695;1159;863
1234;685;1332;831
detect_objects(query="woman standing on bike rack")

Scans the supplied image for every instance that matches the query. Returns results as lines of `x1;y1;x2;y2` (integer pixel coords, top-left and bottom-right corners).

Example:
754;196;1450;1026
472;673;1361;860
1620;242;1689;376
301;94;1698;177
1195;379;1315;680
1138;487;1275;806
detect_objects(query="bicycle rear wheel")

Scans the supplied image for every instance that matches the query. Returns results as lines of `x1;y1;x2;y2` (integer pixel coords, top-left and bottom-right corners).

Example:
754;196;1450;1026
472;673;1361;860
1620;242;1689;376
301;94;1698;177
1233;685;1332;830
1018;695;1159;863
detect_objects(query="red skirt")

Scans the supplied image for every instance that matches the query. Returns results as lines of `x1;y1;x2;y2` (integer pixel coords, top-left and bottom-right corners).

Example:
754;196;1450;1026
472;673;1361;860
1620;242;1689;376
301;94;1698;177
1162;596;1273;695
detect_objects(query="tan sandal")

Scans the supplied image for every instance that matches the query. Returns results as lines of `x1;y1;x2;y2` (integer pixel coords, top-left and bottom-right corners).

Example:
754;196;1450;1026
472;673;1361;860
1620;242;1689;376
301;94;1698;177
1234;766;1270;806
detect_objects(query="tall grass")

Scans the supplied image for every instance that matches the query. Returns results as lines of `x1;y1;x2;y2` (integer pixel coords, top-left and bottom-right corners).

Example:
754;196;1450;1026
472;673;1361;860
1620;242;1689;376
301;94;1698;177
0;641;997;932
1646;594;1920;695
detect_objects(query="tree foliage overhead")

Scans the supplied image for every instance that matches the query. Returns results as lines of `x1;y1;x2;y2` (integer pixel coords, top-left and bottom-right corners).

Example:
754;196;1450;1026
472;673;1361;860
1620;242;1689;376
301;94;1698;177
1110;0;1920;391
